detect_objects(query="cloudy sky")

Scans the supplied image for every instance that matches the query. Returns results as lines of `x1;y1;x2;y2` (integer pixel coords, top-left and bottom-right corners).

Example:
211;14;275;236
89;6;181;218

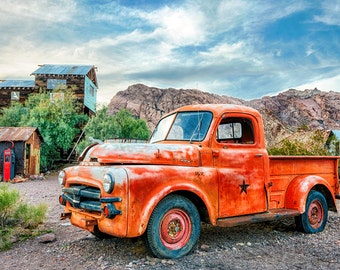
1;0;340;104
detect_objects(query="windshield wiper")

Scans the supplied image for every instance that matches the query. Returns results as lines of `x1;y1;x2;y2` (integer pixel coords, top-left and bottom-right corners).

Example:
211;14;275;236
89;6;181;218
189;114;204;143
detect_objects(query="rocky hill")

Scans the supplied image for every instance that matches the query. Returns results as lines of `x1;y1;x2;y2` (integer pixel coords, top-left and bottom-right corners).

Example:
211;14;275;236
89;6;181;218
108;84;340;147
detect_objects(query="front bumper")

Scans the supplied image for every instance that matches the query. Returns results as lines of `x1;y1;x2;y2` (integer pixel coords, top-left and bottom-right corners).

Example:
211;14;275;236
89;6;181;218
59;185;122;217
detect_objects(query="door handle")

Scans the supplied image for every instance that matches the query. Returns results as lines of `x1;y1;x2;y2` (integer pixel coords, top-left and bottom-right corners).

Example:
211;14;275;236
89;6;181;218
212;150;219;157
255;154;263;157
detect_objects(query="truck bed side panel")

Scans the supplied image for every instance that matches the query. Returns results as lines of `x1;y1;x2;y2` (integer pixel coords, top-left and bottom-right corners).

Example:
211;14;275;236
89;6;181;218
268;156;339;210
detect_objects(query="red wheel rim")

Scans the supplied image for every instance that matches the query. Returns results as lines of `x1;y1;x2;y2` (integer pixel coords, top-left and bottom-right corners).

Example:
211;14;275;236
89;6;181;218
308;200;324;229
159;209;192;250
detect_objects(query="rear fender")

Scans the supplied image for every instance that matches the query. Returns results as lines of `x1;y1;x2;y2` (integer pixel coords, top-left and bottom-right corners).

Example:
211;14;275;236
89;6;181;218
285;175;335;213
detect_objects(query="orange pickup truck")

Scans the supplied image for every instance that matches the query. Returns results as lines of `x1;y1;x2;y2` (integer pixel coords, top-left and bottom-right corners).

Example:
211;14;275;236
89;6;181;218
59;104;339;259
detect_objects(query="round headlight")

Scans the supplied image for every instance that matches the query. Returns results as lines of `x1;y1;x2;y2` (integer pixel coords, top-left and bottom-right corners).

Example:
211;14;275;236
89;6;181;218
58;170;66;186
103;173;115;193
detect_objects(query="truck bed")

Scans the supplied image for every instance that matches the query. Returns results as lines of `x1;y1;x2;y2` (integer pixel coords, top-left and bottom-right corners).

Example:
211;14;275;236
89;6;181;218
269;155;339;177
268;156;339;210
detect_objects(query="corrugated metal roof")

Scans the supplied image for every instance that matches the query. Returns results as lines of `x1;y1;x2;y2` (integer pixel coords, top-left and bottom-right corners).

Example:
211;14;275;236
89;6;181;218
0;80;35;88
31;64;94;76
0;127;43;142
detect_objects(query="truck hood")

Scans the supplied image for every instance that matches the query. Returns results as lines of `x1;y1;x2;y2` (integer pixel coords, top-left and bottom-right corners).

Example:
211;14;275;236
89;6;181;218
82;143;201;166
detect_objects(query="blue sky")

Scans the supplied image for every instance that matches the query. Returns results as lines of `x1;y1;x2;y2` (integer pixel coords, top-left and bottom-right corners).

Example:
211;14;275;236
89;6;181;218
1;0;340;104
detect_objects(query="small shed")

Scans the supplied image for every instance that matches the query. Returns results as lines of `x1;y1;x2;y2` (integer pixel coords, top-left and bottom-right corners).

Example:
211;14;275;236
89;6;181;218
0;127;43;179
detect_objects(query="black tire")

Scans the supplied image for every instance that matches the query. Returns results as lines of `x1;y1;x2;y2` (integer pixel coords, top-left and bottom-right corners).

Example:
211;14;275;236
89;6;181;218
295;190;328;233
144;195;201;259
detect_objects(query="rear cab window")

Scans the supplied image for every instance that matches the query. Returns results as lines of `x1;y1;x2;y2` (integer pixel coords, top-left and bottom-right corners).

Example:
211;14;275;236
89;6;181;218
216;117;255;145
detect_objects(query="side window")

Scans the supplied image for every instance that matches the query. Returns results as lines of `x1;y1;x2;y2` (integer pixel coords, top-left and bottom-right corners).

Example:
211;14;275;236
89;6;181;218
11;91;20;101
216;117;254;144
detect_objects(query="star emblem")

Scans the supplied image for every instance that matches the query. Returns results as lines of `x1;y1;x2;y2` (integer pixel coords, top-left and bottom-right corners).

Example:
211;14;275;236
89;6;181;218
239;180;250;194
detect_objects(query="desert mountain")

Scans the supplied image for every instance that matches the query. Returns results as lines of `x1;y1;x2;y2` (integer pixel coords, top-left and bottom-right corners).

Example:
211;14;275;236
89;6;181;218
108;84;340;147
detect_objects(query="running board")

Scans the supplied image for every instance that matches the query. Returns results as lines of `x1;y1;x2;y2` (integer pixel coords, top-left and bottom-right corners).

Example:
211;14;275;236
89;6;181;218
216;209;300;228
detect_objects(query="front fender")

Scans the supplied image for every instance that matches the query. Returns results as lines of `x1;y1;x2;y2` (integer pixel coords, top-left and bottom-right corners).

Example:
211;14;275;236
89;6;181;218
143;183;218;232
125;166;219;237
285;175;335;213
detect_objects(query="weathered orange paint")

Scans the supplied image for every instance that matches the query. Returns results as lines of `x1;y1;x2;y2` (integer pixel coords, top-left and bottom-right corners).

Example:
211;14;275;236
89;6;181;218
59;104;339;239
269;156;339;212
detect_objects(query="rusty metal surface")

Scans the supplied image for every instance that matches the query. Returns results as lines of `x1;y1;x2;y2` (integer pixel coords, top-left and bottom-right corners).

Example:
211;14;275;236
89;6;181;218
0;127;43;142
87;143;201;166
59;103;340;241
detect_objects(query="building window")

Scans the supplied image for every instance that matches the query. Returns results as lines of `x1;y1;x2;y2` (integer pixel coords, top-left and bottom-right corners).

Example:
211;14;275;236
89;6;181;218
88;85;95;96
47;79;67;90
50;92;65;102
11;91;20;101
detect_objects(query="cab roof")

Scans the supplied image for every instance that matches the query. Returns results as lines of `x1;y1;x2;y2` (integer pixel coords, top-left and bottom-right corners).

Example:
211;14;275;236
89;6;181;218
174;104;261;117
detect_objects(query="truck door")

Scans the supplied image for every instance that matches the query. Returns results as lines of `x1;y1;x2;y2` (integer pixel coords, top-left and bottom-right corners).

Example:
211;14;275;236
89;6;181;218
213;114;268;217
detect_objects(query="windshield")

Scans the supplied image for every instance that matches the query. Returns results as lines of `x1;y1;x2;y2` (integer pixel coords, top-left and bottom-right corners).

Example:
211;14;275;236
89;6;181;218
149;111;213;143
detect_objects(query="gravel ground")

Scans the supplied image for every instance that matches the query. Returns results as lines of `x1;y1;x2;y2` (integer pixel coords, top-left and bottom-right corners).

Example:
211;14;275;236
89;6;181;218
0;173;339;270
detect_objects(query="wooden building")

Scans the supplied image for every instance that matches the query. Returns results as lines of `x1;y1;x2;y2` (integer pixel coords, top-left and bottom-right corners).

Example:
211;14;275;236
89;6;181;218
0;80;35;109
0;127;43;179
31;64;98;115
0;64;98;115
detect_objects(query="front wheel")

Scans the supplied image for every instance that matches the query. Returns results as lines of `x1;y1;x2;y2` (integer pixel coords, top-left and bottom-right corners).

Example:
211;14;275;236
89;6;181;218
295;190;328;233
91;225;113;239
144;195;201;259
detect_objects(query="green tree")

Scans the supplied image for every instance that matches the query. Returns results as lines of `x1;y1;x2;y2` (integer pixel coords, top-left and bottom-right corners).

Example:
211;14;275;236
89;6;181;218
83;106;117;140
0;102;28;127
25;90;87;168
0;89;87;169
77;107;150;154
113;109;150;140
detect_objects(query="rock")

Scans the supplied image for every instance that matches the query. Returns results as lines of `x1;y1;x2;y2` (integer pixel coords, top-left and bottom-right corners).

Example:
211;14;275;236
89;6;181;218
200;244;210;251
38;233;56;243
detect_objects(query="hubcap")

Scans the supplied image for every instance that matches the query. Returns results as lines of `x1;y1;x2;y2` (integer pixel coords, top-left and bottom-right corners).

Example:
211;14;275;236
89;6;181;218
160;209;192;249
308;200;324;229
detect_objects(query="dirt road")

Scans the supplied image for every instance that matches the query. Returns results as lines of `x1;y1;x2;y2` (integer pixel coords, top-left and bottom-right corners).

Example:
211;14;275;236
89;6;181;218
1;174;339;269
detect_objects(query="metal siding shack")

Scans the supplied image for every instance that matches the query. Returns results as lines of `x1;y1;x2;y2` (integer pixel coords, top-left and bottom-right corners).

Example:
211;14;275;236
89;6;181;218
0;127;43;179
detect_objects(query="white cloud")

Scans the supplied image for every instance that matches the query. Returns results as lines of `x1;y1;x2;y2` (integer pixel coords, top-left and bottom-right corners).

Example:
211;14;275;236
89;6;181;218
305;44;316;57
0;0;77;24
314;1;340;26
199;42;247;63
0;0;339;105
294;74;340;92
142;5;206;47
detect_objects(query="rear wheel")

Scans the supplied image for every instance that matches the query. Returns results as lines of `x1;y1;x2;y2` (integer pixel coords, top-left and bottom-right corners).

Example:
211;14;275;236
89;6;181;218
144;195;201;259
295;190;328;233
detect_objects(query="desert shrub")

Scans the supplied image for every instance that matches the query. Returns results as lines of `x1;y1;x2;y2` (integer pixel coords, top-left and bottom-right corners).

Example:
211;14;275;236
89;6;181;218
268;130;331;156
14;202;47;229
0;184;47;250
0;185;20;227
